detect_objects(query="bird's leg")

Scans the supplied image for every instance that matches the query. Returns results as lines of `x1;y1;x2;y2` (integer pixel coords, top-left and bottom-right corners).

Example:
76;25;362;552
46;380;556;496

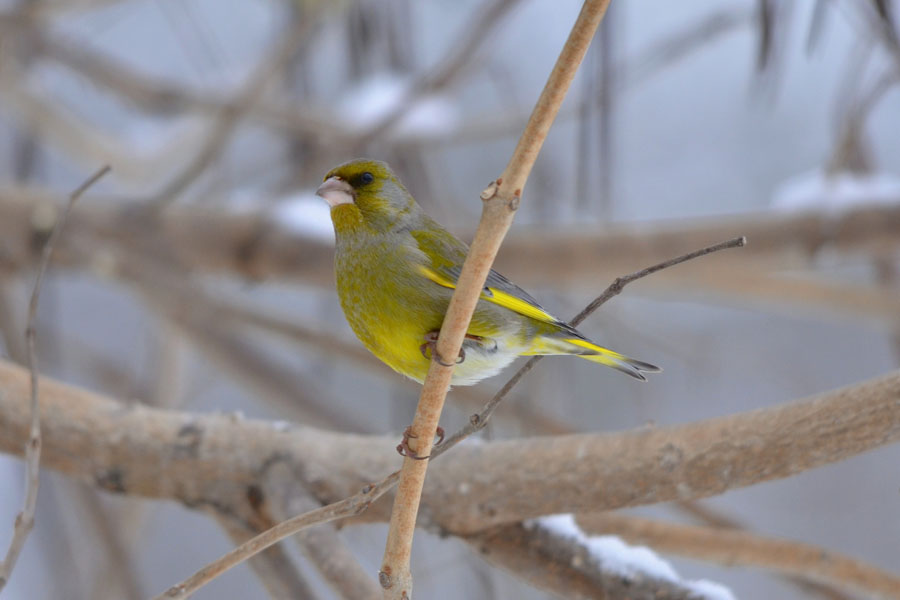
396;425;445;460
420;330;486;365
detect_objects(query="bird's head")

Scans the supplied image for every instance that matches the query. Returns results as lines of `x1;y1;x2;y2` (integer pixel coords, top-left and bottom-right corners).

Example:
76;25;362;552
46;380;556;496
316;159;417;233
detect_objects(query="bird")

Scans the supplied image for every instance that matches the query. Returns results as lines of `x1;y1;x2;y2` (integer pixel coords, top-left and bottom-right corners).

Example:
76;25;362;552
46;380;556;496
316;158;660;388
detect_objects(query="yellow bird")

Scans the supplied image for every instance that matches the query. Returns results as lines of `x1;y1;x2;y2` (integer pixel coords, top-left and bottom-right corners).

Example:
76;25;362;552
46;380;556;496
317;159;660;387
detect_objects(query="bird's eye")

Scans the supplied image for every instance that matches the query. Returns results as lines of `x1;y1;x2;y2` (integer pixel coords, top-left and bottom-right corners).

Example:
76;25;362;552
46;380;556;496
360;172;374;184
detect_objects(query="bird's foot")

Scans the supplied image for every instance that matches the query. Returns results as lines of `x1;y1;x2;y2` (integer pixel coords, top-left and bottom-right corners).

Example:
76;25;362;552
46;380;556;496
396;425;445;460
420;331;487;366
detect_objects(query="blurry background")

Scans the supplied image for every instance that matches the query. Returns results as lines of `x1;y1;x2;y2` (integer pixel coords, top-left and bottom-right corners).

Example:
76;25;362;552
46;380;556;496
0;0;898;598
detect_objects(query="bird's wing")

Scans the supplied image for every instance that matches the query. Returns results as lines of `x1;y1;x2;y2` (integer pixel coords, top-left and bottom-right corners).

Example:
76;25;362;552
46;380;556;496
411;224;572;329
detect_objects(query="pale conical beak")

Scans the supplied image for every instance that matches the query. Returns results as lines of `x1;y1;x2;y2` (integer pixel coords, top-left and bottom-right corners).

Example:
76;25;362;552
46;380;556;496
316;177;354;207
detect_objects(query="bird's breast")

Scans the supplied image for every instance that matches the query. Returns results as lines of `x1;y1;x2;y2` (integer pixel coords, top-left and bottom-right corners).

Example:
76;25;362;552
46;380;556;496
333;235;532;385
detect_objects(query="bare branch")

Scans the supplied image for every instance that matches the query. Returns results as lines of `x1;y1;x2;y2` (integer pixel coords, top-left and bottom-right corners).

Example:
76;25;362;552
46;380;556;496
0;360;899;590
468;522;710;600
424;368;900;532
0;164;109;592
577;513;900;600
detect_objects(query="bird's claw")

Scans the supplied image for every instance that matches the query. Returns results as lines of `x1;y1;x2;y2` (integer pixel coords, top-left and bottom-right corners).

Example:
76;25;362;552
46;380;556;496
395;425;445;460
420;331;465;366
396;426;429;460
420;331;490;366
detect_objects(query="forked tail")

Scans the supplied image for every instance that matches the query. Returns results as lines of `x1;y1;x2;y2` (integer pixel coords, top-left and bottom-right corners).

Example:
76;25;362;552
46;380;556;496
565;338;660;381
527;336;661;381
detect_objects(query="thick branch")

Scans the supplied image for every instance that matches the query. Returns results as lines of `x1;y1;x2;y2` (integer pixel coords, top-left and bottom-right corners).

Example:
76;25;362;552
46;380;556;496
0;359;897;535
425;368;900;532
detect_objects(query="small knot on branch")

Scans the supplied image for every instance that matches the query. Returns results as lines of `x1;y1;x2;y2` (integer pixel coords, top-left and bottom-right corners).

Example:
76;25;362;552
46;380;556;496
479;180;500;202
378;568;393;589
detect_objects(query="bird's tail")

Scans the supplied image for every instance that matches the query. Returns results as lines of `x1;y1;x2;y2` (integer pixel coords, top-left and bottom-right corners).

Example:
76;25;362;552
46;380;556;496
528;336;661;381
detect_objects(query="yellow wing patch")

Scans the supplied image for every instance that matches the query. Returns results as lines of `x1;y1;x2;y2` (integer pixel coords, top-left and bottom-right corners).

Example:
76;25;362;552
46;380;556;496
485;287;559;323
417;265;559;325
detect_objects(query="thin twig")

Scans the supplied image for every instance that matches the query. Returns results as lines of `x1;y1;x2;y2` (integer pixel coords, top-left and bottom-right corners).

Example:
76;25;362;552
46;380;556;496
0;164;110;592
433;236;747;458
149;235;745;600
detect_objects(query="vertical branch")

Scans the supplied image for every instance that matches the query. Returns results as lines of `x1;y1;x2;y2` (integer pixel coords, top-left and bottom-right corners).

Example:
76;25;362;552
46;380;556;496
378;1;613;598
0;164;110;592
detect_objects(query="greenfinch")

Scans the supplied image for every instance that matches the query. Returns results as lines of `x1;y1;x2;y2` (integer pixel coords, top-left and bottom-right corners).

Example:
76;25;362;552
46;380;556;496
317;159;659;386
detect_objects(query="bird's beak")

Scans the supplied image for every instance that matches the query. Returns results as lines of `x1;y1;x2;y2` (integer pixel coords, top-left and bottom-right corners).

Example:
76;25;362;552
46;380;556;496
316;177;354;207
